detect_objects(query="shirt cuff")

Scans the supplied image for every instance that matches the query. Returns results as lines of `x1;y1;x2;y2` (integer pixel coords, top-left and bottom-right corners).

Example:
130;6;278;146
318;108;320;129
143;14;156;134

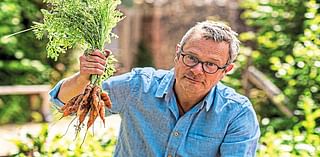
49;79;66;109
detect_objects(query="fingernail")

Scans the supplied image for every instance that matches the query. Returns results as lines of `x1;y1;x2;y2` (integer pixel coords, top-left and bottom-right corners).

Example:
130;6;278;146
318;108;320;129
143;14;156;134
104;50;110;57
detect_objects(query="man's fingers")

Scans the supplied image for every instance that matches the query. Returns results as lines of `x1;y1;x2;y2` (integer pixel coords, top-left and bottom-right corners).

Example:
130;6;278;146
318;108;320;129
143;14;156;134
79;49;112;76
83;62;106;70
80;55;106;74
86;55;106;65
80;52;106;65
104;49;111;58
80;66;105;75
91;49;109;59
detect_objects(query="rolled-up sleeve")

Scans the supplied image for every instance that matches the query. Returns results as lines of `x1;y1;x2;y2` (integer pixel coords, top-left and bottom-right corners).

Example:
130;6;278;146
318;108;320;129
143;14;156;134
220;103;260;157
49;79;65;108
102;70;135;114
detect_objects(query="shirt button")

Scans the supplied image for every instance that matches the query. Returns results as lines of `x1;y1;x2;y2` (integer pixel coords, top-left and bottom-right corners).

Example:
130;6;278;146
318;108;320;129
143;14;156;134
173;131;179;136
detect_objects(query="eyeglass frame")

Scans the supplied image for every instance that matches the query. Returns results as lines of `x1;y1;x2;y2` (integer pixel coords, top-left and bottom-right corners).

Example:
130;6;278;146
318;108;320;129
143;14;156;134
178;48;230;74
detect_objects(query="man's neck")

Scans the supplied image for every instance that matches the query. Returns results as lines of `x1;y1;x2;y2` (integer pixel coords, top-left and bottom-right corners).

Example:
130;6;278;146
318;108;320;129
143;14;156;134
173;83;206;113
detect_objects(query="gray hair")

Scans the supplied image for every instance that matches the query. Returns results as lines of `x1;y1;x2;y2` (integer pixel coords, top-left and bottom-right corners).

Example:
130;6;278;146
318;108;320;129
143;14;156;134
179;21;240;64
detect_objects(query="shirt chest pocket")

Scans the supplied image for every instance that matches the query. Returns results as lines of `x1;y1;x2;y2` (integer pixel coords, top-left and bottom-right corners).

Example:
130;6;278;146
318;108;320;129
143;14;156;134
183;132;224;157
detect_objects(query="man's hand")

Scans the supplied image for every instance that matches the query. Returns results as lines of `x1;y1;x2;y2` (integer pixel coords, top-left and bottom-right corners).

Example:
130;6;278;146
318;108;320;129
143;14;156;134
79;49;111;81
58;49;111;103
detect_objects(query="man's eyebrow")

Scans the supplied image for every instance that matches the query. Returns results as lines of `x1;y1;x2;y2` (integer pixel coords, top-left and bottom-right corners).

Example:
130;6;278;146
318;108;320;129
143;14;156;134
185;50;220;62
207;57;220;62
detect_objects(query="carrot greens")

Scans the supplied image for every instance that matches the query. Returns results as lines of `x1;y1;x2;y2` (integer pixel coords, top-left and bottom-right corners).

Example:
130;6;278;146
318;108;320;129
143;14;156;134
32;0;123;85
30;0;124;145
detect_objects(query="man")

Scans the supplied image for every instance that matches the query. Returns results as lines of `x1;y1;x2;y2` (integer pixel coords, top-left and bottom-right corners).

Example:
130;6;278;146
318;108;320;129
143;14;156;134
50;20;260;157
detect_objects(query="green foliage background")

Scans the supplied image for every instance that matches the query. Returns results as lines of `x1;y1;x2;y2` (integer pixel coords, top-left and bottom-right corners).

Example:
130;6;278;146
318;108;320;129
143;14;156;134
0;0;48;124
0;0;78;124
0;0;49;85
234;0;319;156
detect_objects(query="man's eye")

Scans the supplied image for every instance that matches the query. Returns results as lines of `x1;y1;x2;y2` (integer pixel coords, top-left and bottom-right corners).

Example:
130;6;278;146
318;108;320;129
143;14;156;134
188;55;198;62
206;62;215;67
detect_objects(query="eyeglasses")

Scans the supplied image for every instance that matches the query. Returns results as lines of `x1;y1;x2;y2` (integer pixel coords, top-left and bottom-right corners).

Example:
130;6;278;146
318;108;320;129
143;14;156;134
178;51;229;74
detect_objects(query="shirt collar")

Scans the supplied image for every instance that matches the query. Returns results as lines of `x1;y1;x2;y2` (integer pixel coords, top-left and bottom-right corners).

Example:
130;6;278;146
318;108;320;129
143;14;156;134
155;68;175;99
201;85;217;112
155;68;217;112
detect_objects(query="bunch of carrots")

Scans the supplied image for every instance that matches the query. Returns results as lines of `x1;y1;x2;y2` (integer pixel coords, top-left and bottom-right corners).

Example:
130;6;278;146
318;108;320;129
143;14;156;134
59;83;113;146
60;85;112;131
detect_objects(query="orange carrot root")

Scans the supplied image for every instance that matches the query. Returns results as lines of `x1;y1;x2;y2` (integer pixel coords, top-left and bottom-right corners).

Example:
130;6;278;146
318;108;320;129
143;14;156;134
58;84;111;145
99;101;106;127
87;108;98;129
101;91;112;109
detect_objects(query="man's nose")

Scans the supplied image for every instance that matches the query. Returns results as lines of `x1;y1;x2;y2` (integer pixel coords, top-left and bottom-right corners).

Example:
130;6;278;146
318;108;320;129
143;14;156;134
190;63;204;75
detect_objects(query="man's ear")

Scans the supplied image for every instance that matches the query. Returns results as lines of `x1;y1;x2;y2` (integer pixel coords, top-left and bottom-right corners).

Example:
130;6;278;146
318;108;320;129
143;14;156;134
219;63;234;80
224;63;234;74
174;44;181;64
176;44;181;55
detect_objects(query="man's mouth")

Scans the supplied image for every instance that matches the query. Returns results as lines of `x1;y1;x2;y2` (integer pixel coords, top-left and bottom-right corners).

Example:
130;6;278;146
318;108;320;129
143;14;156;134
184;75;201;83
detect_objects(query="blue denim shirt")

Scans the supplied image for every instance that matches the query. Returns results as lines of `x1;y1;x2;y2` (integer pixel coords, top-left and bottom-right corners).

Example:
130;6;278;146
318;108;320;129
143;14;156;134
50;67;260;157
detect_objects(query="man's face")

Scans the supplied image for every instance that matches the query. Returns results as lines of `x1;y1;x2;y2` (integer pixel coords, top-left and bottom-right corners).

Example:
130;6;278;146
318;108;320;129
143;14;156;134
174;36;232;96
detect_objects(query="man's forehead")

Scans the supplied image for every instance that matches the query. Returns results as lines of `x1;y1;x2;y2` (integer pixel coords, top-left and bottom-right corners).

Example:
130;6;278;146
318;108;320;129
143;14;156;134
184;35;229;48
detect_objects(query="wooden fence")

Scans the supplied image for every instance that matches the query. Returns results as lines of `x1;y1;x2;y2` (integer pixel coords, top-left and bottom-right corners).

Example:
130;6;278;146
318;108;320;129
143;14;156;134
0;85;51;122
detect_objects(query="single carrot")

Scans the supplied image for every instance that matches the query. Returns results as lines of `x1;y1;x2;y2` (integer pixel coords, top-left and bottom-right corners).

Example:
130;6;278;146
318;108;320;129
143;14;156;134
69;94;83;114
78;102;91;125
87;107;98;129
74;94;84;107
59;94;82;119
101;91;112;109
99;101;106;127
77;85;93;117
92;87;101;114
60;95;78;112
81;85;93;101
